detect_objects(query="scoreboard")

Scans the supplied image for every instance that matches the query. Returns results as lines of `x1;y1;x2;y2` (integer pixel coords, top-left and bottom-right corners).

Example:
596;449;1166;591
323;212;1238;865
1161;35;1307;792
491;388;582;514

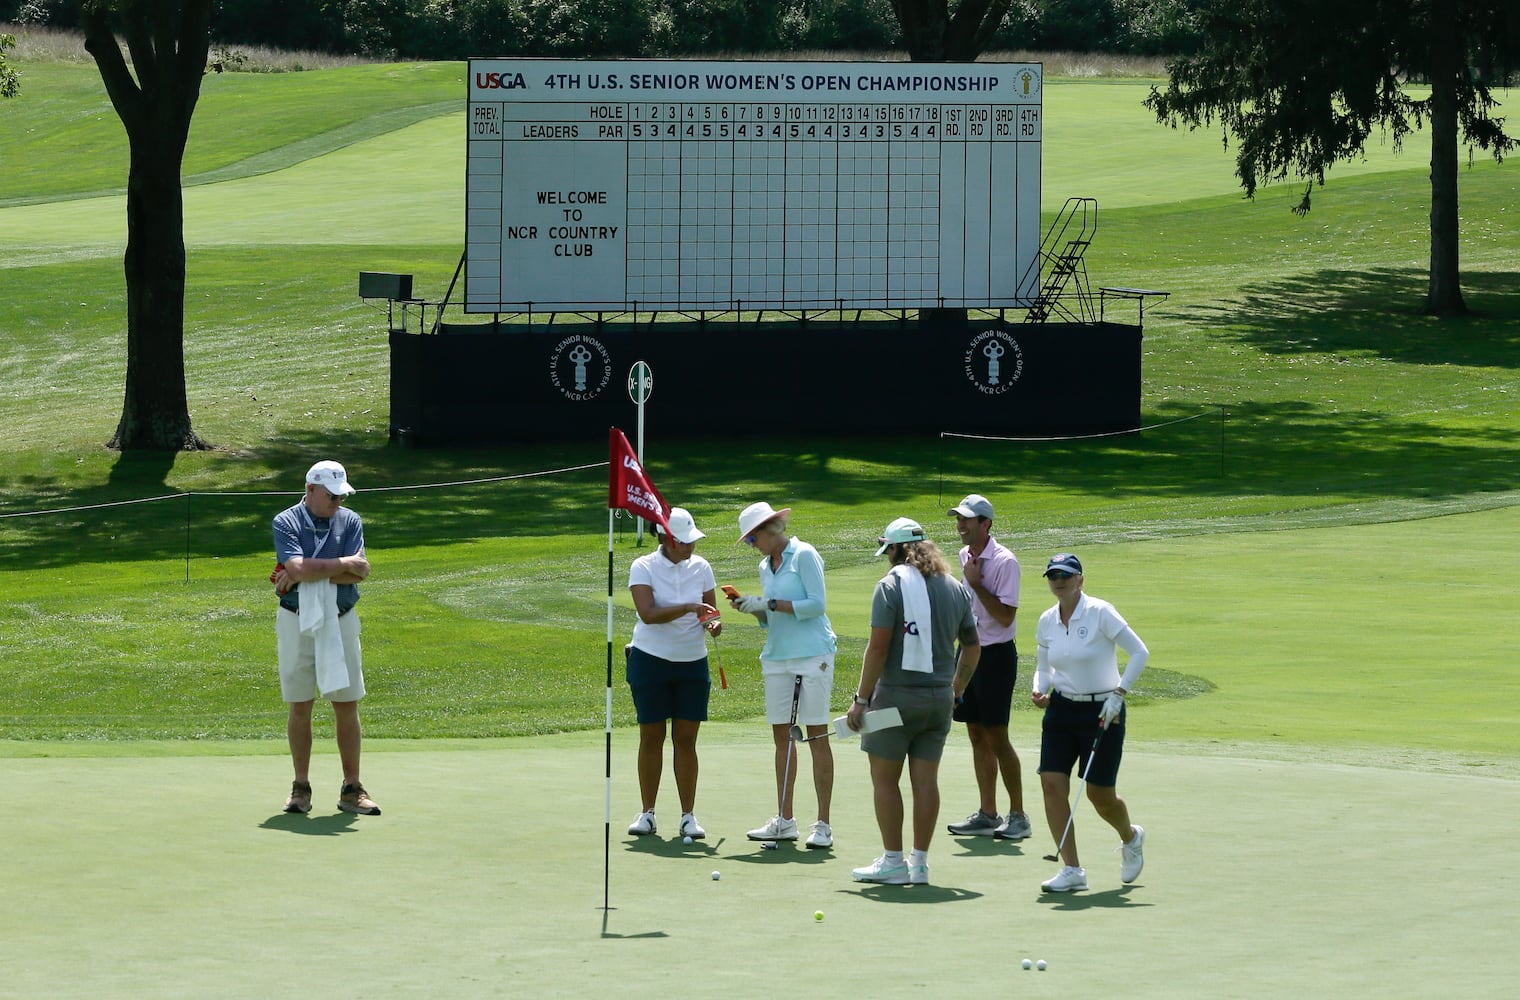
466;59;1042;314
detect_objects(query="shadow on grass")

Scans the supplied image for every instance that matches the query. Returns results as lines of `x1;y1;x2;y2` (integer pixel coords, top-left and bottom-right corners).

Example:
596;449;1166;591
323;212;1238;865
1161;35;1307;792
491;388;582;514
599;908;669;940
257;811;360;836
722;842;835;867
847;884;983;903
945;837;1031;859
4;262;1519;573
1177;268;1520;367
1035;885;1151;910
5;402;1518;571
621;834;728;859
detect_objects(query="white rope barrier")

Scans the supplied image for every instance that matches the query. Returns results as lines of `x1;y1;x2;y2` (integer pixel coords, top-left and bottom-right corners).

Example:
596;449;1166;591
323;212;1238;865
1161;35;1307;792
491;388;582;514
0;461;610;519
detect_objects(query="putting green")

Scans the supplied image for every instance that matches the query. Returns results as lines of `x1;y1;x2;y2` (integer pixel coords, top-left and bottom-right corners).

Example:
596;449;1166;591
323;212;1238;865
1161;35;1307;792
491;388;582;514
2;726;1512;997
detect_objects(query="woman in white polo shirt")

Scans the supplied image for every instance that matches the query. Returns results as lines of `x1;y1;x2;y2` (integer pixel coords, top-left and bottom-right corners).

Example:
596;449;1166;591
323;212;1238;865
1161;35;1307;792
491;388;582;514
1031;553;1149;893
625;508;722;842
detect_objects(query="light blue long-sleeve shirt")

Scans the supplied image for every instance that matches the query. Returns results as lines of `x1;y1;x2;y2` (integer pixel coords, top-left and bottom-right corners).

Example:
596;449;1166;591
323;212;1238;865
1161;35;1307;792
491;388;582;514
758;537;837;660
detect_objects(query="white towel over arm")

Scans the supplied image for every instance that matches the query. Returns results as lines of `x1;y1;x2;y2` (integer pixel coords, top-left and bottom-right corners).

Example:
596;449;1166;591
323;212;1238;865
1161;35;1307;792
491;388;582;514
299;579;349;696
888;565;934;673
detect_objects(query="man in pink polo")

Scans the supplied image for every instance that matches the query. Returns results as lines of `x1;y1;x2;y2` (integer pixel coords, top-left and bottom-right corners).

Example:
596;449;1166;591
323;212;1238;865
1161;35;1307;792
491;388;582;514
944;494;1031;841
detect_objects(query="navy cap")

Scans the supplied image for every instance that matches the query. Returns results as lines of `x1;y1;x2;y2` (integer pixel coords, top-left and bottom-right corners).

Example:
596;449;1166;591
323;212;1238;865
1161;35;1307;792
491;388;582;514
1044;553;1083;576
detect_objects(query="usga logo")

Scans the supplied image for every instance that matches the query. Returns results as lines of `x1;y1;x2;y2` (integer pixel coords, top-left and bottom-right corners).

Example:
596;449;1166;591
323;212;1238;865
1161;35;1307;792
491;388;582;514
476;70;526;90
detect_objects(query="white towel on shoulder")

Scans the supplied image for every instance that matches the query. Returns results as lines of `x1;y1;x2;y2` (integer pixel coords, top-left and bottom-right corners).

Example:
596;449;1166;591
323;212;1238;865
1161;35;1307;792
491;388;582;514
299;579;348;696
888;565;934;673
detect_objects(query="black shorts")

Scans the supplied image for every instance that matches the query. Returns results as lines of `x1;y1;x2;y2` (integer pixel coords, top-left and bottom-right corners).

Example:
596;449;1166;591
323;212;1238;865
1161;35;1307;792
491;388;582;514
625;645;710;724
953;640;1017;726
1038;691;1126;786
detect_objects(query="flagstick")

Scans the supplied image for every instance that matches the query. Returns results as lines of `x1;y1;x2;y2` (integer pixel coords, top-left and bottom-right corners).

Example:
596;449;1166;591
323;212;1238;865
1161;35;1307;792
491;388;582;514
602;507;615;912
605;426;671;914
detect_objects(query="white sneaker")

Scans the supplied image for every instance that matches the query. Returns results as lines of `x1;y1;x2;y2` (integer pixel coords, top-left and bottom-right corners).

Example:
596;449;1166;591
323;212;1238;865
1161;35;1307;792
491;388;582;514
908;863;929;885
994;811;1033;840
1041;865;1088;893
747;815;799;841
852;856;909;884
1120;825;1145;883
805;820;833;850
679;812;706;840
627;810;656;836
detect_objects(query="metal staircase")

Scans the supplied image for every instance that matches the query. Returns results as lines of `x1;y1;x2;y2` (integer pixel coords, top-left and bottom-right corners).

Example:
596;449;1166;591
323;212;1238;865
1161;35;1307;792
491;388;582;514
1024;197;1097;323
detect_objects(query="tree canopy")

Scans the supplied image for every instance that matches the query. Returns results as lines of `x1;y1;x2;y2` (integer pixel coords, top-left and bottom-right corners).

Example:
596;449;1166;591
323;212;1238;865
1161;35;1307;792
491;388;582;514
1;30;20;98
1145;0;1517;316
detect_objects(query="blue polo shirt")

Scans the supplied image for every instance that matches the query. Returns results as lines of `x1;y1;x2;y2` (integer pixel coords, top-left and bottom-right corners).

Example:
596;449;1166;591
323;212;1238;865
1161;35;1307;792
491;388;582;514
273;501;364;614
757;537;837;660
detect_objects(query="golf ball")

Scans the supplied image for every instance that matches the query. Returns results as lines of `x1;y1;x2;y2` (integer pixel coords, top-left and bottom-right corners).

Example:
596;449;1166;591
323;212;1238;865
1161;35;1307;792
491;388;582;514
814;910;824;922
1021;959;1032;970
710;870;720;880
1036;960;1047;971
682;835;693;844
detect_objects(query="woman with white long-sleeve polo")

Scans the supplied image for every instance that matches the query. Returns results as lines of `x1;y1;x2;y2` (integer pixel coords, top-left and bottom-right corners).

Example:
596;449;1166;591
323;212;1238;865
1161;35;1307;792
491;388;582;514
730;501;839;850
1031;552;1150;894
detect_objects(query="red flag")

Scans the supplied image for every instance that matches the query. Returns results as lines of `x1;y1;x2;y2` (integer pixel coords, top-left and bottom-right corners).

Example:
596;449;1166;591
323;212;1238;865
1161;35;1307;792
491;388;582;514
608;428;669;532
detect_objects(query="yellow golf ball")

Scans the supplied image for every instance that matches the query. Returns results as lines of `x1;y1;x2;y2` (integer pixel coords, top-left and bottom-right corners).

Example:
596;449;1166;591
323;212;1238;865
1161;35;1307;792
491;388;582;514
814;910;824;921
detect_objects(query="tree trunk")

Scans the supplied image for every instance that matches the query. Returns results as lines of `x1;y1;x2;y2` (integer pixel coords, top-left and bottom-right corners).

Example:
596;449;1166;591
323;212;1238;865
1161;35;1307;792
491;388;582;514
111;131;206;450
893;2;1012;62
1425;16;1467;316
84;3;212;451
892;2;1016;326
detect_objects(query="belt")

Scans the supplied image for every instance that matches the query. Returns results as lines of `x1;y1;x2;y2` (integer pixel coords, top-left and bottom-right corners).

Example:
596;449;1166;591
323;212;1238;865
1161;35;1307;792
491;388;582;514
1054;689;1112;703
281;605;353;617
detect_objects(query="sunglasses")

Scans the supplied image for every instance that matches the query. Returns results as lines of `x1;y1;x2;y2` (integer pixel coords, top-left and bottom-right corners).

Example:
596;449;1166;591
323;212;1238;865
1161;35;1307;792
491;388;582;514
744;534;758;546
1046;570;1075;580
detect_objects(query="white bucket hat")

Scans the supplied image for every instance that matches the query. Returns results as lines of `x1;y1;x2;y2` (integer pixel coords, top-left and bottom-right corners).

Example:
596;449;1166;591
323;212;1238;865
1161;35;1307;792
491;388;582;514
736;501;791;541
660;507;706;544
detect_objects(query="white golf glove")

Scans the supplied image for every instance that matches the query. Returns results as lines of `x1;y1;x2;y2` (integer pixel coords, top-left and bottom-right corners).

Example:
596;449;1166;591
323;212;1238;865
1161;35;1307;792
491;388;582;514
1099;691;1125;726
735;594;768;615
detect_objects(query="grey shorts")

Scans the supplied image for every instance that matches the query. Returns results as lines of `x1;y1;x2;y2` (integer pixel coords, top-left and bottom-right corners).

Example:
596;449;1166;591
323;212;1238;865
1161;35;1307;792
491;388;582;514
860;685;954;763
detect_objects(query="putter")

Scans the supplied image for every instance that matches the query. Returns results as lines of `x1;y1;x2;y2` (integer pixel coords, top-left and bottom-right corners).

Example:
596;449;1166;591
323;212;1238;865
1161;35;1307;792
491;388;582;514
779;674;802;816
1043;722;1108;864
788;723;830;743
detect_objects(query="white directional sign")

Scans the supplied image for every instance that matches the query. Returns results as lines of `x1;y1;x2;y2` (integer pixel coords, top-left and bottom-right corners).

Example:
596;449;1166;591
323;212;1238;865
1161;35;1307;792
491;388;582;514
466;59;1042;314
627;360;653;404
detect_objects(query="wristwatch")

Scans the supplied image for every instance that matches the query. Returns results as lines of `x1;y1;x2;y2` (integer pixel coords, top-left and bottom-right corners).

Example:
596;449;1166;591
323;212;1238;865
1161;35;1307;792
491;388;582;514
853;695;870;706
767;599;778;611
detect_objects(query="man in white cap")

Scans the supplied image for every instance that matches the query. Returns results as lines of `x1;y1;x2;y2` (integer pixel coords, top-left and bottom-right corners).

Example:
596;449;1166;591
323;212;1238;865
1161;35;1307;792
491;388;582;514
270;460;379;816
945;494;1031;841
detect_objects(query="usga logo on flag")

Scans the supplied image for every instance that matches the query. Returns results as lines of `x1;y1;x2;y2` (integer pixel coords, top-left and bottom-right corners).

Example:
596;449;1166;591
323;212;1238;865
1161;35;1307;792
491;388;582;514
607;428;669;532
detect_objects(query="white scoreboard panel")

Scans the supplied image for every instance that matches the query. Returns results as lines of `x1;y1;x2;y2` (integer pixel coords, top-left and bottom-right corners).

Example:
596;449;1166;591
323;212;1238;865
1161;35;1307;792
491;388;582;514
466;59;1042;314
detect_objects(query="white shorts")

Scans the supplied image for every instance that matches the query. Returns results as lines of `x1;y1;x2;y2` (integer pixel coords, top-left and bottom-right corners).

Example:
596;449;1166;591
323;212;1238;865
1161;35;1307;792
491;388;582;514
761;654;835;725
276;608;365;703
